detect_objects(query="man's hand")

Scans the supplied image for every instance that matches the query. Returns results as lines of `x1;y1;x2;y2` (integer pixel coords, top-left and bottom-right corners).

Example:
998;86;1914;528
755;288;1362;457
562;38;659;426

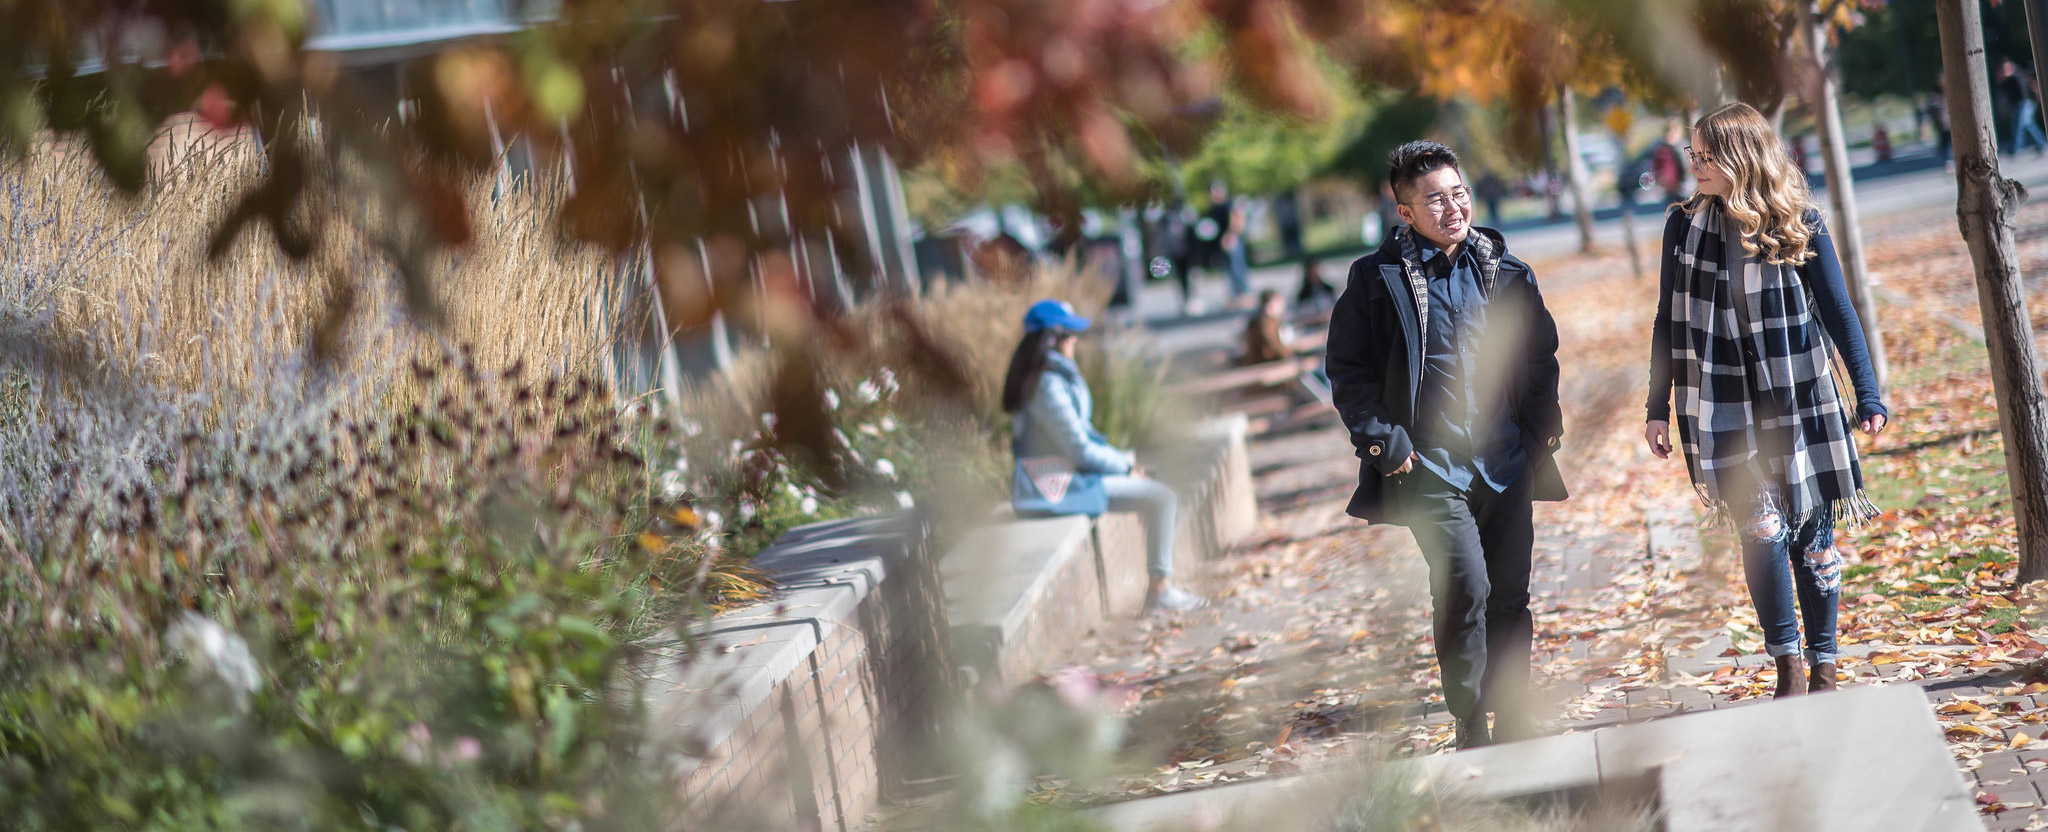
1860;413;1888;436
1645;420;1672;460
1386;452;1417;476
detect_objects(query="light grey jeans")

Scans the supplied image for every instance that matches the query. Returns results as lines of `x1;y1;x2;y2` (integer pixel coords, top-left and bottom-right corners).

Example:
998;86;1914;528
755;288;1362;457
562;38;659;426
1102;475;1178;578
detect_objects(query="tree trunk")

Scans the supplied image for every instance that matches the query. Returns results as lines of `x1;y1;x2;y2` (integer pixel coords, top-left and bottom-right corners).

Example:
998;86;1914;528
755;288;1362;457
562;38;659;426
1558;88;1597;255
1935;0;2048;581
1799;0;1891;390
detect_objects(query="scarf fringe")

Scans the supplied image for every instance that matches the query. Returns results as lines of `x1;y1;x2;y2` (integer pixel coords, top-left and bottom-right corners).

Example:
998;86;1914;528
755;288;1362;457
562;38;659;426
1691;484;1882;533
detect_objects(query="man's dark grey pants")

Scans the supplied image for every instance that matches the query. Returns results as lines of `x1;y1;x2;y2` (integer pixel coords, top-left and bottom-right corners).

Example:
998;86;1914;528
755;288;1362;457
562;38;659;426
1397;469;1535;722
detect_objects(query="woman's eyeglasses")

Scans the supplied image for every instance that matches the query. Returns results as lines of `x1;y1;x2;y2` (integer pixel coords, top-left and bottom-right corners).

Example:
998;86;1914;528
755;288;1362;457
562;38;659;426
1683;145;1715;165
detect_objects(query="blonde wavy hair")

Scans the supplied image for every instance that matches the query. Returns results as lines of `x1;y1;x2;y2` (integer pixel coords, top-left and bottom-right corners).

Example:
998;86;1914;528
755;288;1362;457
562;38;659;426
1681;102;1816;265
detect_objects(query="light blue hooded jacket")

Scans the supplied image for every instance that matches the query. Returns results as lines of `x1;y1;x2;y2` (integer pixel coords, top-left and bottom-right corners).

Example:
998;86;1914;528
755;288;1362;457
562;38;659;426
1011;352;1131;514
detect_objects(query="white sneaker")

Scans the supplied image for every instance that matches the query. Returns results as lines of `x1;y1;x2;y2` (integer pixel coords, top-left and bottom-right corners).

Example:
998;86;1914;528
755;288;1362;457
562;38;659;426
1144;586;1208;615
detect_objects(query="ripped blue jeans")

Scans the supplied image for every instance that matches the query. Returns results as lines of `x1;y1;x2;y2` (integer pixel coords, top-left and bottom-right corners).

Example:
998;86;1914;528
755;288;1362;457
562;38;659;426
1741;504;1841;665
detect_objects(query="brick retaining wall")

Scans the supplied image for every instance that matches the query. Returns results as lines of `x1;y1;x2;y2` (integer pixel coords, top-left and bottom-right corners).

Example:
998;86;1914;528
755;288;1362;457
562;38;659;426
655;415;1254;830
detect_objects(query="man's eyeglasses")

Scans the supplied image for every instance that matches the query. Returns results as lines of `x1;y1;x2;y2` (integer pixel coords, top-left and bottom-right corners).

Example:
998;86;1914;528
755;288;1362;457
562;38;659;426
1405;185;1473;215
1683;145;1715;165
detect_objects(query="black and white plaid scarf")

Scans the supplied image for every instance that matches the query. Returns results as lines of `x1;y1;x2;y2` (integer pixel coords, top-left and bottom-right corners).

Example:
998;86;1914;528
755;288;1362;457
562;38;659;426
1393;224;1501;348
1669;205;1877;527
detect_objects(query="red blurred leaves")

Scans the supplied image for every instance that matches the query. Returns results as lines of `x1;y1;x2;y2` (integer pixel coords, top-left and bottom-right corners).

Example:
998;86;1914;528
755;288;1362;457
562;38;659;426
195;84;239;129
958;0;1212;185
3;0;1799;333
1207;0;1332;120
408;169;475;250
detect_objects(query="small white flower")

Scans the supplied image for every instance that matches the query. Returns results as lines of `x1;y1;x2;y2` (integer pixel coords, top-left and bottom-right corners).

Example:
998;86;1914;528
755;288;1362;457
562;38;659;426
700;509;724;530
800;496;818;515
401;722;432;765
784;482;803;499
824;389;841;410
659;470;688;500
894;491;915;509
879;367;898;394
858;423;882;438
670;455;690;475
737;501;756;522
879;416;898;433
873;458;897;479
679;417;703;437
857;380;881;403
729;439;746;455
165;612;262;710
761;412;778;429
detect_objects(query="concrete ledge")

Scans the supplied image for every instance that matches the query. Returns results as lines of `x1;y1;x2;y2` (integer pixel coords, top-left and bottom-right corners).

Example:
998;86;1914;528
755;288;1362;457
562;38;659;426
939;416;1257;688
650;511;947;831
656;414;1258;826
942;514;1098;686
1087;685;1978;832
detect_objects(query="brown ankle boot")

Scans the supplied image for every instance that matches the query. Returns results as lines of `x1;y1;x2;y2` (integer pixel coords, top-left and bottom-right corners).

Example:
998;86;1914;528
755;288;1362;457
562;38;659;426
1809;661;1838;692
1774;655;1807;698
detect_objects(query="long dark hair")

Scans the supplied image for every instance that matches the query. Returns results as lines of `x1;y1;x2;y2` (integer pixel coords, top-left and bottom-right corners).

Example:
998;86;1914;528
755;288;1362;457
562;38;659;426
1001;329;1068;414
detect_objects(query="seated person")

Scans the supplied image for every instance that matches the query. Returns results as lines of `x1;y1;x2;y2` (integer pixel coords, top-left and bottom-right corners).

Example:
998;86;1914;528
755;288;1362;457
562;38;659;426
1241;289;1296;365
1004;300;1207;615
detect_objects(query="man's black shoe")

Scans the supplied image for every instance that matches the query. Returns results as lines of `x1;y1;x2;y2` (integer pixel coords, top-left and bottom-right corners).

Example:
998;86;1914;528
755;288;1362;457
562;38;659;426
1453;716;1491;750
1491;710;1540;744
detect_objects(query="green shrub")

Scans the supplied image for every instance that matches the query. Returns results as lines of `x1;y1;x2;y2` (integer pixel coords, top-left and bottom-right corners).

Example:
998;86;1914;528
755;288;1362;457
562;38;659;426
0;352;708;830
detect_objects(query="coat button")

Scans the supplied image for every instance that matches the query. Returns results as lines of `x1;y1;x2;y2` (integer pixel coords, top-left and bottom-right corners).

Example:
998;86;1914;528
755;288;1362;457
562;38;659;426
1368;445;1381;456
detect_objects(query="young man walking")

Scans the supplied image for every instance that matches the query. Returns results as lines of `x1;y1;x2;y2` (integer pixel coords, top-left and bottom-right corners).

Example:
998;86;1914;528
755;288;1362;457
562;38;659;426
1325;141;1567;749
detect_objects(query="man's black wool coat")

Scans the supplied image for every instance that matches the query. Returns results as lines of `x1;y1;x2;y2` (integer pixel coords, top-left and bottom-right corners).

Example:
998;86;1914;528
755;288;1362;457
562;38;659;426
1324;226;1568;523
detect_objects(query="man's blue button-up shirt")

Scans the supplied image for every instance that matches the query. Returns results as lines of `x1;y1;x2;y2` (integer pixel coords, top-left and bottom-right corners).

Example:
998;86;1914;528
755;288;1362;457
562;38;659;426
1414;240;1525;494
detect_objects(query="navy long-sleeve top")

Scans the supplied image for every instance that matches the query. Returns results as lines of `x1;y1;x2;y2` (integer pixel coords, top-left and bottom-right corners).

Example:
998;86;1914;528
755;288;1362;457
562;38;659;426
1647;207;1889;423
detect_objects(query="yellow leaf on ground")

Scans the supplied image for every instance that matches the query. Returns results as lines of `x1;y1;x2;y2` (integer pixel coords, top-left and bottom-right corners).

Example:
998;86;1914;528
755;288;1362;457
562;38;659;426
2013;733;2034;749
637;532;668;552
1941;701;1990;715
1949;724;2002;739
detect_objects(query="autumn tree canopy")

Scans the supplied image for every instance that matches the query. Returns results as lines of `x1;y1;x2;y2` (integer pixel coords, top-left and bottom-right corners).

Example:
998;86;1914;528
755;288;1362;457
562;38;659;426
0;0;1793;328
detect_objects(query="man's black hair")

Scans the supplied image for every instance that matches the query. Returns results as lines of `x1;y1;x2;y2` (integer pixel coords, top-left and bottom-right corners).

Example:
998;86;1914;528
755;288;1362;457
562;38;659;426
1386;141;1462;202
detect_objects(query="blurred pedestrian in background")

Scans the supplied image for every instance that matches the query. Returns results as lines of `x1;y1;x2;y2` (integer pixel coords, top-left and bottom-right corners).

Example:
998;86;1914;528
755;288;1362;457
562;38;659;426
1241;289;1293;366
1474;172;1506;228
2001;60;2047;156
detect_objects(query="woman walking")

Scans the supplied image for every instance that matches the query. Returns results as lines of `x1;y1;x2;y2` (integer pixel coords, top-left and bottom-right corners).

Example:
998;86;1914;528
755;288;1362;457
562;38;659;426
1644;103;1889;697
1004;299;1206;615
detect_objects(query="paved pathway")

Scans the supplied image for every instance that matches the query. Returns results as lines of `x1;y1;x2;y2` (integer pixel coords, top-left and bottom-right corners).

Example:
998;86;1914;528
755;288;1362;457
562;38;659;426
1053;177;2048;828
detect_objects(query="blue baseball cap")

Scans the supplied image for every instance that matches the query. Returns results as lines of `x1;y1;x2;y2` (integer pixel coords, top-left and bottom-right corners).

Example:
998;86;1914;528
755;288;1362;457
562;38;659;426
1022;299;1091;334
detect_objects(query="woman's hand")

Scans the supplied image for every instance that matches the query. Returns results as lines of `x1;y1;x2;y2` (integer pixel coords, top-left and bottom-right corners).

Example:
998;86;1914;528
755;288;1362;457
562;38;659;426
1645;420;1672;460
1860;413;1888;435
